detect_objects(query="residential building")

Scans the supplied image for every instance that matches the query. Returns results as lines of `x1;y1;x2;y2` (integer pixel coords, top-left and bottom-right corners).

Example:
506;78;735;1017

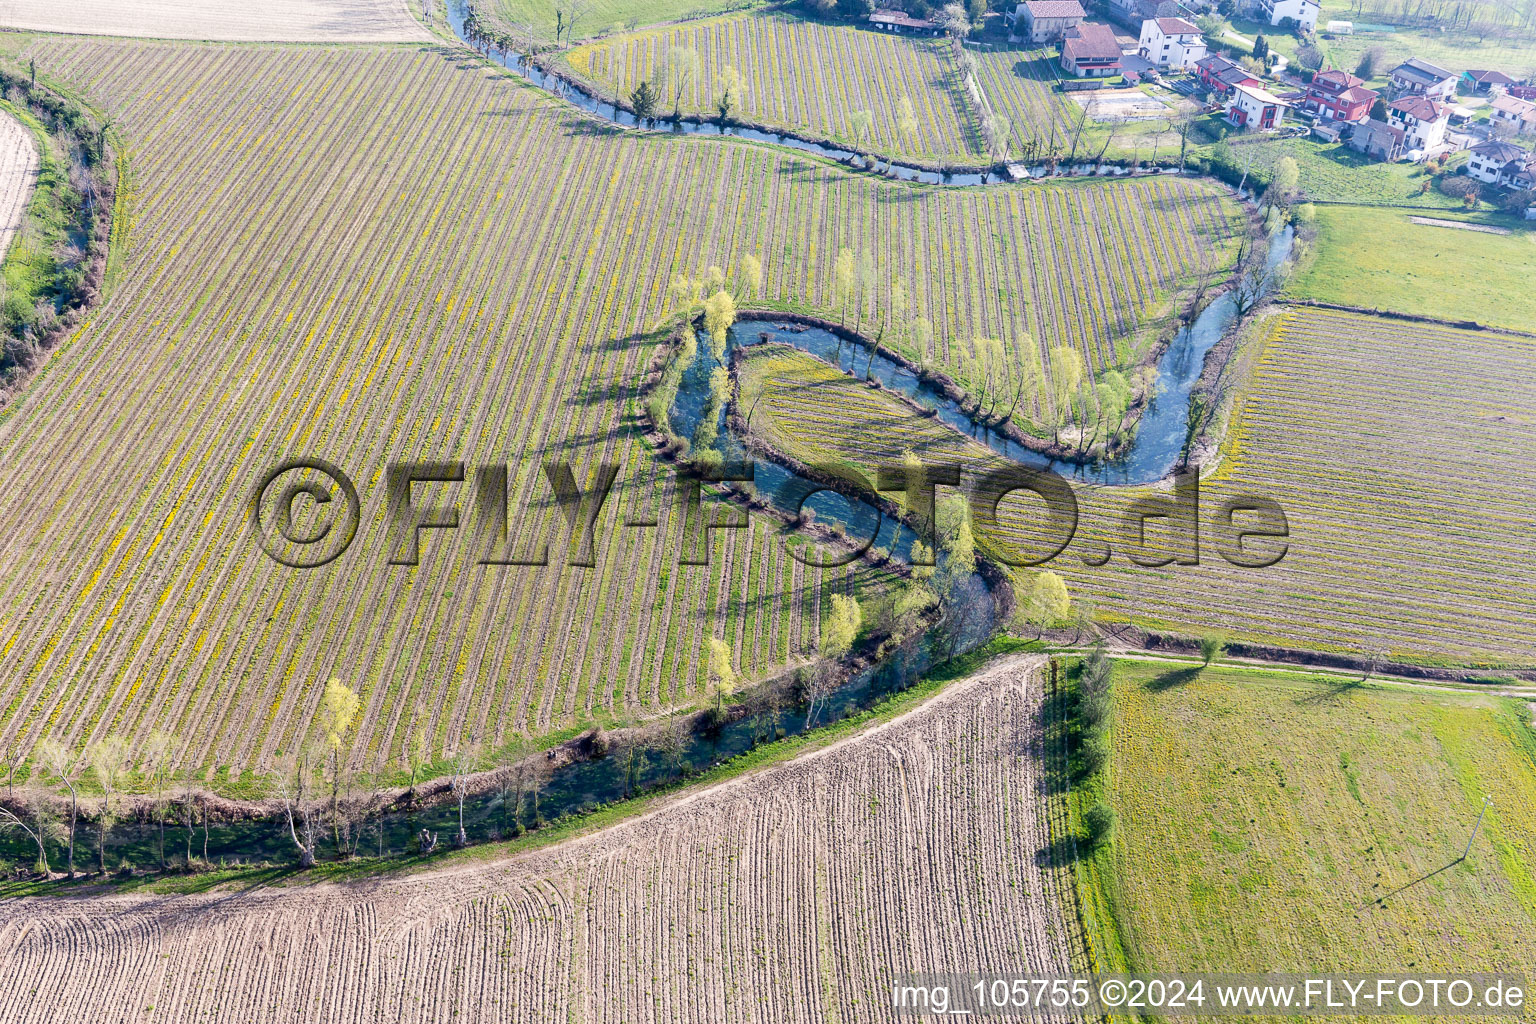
1301;69;1377;121
1387;58;1457;101
1347;118;1405;160
1015;0;1085;42
1465;140;1526;184
1490;93;1536;136
868;9;942;34
1194;53;1258;97
1137;17;1206;69
1386;95;1449;155
1060;22;1123;77
1508;156;1536;190
1460;69;1514;96
1256;0;1319;31
1226;82;1289;130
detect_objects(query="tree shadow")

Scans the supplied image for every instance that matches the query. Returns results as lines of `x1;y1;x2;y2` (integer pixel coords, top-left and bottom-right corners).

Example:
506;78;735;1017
1294;676;1367;706
1143;665;1200;691
1035;835;1083;867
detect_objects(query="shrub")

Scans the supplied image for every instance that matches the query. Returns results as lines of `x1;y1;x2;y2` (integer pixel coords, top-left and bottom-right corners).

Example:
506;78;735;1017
1082;804;1115;848
1078;735;1108;777
1437;175;1481;201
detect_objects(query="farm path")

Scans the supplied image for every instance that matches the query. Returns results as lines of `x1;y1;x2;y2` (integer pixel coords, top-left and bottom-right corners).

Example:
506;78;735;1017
0;0;432;42
0;110;39;266
0;654;1079;1024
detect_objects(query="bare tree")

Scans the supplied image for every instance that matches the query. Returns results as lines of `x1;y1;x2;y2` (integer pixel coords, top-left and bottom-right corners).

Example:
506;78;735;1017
34;738;80;877
450;740;480;848
179;759;198;867
86;734;132;875
1;736;25;798
0;791;59;875
554;0;593;44
655;714;690;782
277;745;321;869
141;730;177;872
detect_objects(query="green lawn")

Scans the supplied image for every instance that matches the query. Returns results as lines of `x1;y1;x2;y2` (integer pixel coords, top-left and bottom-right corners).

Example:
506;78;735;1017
1219;12;1536;84
1285;205;1536;331
492;0;763;41
1077;658;1536;974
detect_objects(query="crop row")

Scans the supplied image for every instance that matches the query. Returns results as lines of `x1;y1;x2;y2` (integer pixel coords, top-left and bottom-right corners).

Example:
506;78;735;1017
737;308;1536;666
0;656;1071;1024
0;36;1237;781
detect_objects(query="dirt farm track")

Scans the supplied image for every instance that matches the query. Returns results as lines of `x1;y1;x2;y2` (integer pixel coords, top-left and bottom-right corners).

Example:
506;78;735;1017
0;655;1079;1024
0;109;37;266
0;0;432;42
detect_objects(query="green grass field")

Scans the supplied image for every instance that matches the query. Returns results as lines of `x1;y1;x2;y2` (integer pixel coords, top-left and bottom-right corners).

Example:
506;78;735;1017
1079;658;1536;975
1286;205;1536;330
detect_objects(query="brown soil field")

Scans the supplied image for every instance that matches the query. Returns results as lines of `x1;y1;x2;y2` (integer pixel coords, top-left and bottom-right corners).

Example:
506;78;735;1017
0;0;432;43
0;654;1080;1024
0;109;38;263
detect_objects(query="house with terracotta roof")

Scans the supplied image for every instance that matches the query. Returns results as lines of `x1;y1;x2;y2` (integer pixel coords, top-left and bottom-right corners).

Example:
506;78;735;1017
1301;69;1377;122
1060;22;1122;78
868;9;942;34
1387;95;1450;155
1225;82;1289;131
1015;0;1085;42
1137;17;1206;70
1347;118;1406;160
1387;58;1457;101
1490;93;1536;136
1460;69;1514;96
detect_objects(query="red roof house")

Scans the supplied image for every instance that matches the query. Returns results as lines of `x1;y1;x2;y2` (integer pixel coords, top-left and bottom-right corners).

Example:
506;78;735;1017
1060;22;1122;77
1302;69;1377;122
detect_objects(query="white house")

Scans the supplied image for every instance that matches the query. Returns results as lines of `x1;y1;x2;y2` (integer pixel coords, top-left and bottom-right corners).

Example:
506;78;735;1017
1256;0;1318;31
1465;140;1526;184
1386;95;1450;156
1014;0;1086;42
1138;17;1206;70
1490;93;1536;136
1226;82;1289;131
1387;58;1457;102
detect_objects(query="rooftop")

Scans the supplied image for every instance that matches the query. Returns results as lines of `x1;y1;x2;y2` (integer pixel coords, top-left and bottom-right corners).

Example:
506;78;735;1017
1152;16;1200;34
1389;95;1447;122
1233;82;1290;106
1021;0;1086;17
1491;93;1536;116
1392;57;1455;83
1062;21;1122;62
1463;69;1514;85
1311;69;1364;92
869;8;937;27
1336;85;1378;104
1470;139;1527;163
